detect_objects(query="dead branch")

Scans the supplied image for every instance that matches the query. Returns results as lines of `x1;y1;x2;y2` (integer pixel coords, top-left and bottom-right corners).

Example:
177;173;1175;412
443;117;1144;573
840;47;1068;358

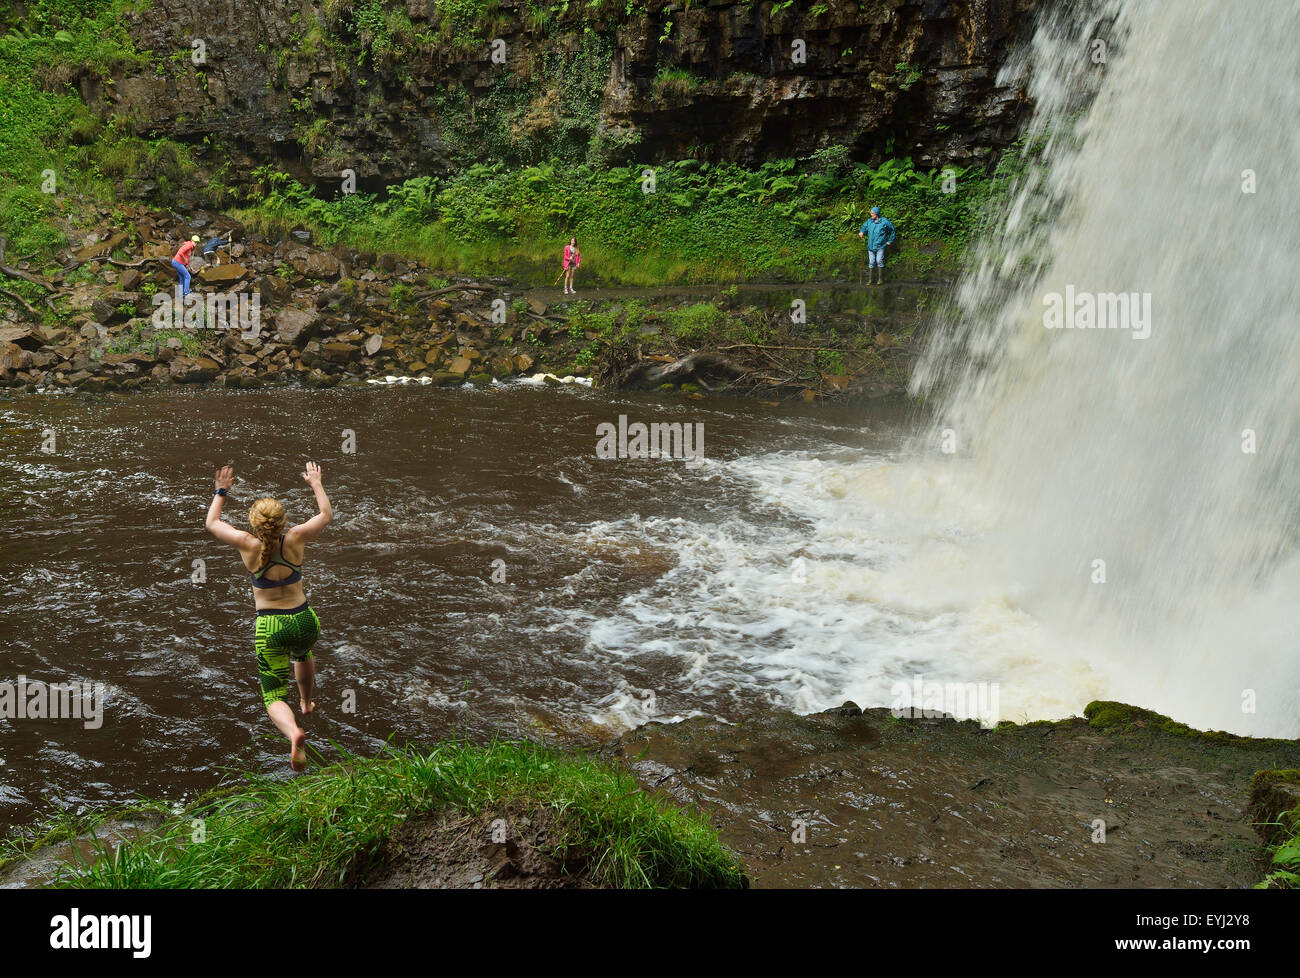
0;287;42;319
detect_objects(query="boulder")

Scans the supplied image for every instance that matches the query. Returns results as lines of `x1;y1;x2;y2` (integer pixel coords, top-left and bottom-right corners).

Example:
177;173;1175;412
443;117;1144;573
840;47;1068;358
364;333;383;356
0;326;46;351
197;263;249;284
0;342;27;370
303;368;338;388
319;340;361;364
274;307;320;348
71;232;128;264
90;298;118;324
169;356;221;383
225;365;260;388
257;274;292;306
101;351;155;372
291;251;341;279
446;356;472;376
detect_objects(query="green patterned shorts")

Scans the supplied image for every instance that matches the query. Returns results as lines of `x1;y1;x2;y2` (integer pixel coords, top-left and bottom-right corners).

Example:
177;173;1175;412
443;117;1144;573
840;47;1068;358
254;603;320;706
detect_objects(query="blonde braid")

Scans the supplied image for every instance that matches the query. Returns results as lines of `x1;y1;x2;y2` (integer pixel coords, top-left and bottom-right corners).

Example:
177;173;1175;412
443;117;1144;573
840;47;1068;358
248;498;286;568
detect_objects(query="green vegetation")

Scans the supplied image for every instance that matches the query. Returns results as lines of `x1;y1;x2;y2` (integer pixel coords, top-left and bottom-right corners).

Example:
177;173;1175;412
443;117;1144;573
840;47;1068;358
7;740;746;889
240;152;996;287
0;0;204;264
1083;700;1296;747
892;61;922;90
431;31;616;167
104;319;205;356
666;301;725;342
652;66;698;100
0;0;1012;302
1253;769;1300;888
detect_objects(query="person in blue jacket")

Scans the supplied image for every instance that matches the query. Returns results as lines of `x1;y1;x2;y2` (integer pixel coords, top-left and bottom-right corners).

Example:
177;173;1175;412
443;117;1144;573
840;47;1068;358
858;207;896;285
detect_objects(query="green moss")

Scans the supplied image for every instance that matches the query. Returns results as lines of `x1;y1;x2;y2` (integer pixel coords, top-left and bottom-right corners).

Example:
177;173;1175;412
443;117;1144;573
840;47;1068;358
1251;769;1300;791
1083;701;1292;747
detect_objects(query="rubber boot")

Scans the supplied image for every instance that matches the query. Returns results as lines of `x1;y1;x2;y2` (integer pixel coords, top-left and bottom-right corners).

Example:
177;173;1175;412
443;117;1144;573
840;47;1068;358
876;267;884;286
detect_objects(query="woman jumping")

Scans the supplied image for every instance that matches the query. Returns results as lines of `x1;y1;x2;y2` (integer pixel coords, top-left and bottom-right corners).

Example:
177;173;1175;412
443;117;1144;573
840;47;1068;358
562;236;581;296
205;461;333;770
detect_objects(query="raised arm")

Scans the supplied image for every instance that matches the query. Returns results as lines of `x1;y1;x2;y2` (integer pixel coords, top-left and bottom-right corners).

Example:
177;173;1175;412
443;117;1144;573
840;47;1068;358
205;465;258;549
291;461;333;542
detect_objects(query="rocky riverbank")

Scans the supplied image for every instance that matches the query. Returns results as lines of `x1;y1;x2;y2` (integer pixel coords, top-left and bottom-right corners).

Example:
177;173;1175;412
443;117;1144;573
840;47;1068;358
7;700;1296;889
0;200;925;399
607;701;1300;888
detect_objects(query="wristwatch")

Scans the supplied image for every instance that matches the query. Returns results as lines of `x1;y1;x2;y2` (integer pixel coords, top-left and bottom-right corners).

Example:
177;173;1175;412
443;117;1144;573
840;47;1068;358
214;487;228;496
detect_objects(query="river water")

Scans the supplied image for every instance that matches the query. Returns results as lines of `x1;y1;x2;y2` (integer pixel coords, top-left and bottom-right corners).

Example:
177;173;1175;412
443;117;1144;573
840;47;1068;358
0;383;937;828
2;366;1293;833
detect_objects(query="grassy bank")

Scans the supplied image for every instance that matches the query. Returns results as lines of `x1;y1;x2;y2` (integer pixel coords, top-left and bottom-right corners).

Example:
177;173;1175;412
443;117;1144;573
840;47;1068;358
4;740;747;889
238;150;1010;287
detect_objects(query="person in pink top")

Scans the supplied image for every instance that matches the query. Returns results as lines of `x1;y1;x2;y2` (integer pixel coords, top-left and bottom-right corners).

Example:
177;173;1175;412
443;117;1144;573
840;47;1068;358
171;235;199;297
562;237;581;296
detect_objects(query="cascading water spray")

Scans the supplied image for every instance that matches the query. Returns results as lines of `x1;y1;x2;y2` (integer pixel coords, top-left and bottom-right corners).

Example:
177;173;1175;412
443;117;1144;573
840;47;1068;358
913;0;1300;735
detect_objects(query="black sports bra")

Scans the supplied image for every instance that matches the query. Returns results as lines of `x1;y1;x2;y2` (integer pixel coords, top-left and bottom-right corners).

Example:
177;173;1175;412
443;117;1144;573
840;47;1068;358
250;551;303;589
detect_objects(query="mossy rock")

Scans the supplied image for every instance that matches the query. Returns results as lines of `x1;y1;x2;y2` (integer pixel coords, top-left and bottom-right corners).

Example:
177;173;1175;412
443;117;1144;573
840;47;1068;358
1247;770;1300;843
1082;701;1287;746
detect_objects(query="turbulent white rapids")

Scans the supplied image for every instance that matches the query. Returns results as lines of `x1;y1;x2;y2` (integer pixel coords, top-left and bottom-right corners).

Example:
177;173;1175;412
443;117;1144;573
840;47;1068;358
589;0;1300;737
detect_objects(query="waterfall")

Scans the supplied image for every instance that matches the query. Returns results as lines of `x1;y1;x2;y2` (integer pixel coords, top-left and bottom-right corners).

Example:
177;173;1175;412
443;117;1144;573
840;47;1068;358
911;0;1300;735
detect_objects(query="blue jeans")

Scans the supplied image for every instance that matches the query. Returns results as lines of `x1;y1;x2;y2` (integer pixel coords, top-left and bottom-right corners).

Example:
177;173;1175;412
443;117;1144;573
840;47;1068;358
171;259;190;296
868;248;886;268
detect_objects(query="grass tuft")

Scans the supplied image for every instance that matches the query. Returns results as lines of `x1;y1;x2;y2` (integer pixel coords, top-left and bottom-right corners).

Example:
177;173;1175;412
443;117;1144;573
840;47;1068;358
23;740;747;889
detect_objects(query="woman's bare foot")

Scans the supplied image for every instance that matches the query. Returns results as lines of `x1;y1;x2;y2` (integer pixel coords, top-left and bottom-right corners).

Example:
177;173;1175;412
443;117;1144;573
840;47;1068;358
290;731;308;771
300;699;316;716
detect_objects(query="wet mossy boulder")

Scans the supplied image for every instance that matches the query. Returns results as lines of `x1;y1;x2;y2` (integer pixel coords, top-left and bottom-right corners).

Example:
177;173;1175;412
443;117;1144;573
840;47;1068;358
1247;770;1300;844
1082;701;1281;746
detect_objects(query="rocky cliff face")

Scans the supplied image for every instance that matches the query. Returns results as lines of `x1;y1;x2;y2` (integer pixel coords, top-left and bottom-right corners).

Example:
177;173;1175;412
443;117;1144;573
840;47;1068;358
82;0;1037;197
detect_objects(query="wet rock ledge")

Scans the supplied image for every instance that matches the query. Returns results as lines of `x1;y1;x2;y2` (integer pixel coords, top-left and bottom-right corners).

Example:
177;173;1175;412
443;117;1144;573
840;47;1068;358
607;701;1300;888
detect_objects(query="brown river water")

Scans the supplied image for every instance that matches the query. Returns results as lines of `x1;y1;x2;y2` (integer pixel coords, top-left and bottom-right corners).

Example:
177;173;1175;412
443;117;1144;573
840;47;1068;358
0;383;917;831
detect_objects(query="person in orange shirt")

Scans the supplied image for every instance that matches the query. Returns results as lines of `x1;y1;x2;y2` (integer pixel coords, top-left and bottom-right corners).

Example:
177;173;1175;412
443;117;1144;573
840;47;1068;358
171;235;199;296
